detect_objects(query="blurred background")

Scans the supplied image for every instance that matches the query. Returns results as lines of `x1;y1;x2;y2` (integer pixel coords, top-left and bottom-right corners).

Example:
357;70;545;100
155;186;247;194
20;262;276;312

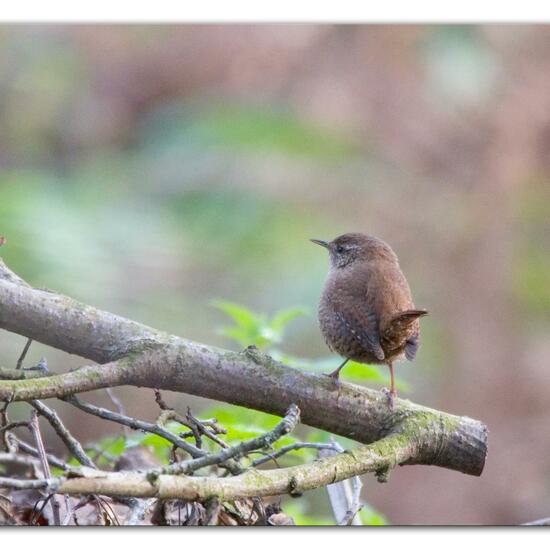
0;24;549;525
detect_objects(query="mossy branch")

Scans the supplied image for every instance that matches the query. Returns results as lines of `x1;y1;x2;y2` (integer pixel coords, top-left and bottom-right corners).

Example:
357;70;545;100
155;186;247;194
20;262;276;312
6;431;415;500
0;260;487;488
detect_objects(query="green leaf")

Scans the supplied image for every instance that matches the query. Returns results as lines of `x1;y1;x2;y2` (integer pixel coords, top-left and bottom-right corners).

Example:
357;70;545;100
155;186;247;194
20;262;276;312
213;300;270;348
268;307;307;335
213;301;305;350
199;404;295;447
94;436;126;457
127;421;186;459
212;300;259;331
218;326;255;348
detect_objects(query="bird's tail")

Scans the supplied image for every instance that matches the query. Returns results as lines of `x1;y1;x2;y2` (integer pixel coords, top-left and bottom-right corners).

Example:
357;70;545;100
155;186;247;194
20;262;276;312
391;309;429;324
383;309;429;343
381;310;428;361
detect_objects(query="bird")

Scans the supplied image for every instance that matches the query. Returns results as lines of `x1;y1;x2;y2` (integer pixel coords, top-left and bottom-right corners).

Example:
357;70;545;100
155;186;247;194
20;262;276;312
311;233;428;406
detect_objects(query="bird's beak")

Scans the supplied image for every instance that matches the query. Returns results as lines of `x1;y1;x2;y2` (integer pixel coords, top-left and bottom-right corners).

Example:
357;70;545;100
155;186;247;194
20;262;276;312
310;239;329;249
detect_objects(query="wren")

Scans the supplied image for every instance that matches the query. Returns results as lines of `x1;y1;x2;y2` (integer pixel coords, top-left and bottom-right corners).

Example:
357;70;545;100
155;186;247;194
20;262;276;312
311;233;428;406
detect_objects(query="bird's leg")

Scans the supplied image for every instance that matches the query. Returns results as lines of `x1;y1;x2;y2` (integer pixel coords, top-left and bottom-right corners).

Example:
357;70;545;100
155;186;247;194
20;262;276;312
382;363;397;409
389;363;396;398
324;358;349;383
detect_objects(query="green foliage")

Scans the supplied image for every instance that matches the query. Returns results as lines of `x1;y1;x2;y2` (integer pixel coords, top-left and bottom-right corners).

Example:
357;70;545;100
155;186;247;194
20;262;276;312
76;422;196;469
213;300;306;349
85;435;127;468
198;404;296;453
130;422;188;459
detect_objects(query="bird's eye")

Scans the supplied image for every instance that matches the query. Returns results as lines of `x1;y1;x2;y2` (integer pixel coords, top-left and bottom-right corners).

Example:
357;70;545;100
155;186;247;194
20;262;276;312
336;245;345;254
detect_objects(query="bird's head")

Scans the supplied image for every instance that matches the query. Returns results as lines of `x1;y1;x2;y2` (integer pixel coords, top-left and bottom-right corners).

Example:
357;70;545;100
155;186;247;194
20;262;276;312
310;233;398;270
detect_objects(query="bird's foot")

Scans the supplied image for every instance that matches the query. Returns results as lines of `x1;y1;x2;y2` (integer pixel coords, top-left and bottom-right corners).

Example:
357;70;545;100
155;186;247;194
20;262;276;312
381;388;396;410
323;372;341;389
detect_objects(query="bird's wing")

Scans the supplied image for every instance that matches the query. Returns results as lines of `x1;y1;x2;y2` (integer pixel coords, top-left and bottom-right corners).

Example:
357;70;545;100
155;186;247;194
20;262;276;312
333;307;385;362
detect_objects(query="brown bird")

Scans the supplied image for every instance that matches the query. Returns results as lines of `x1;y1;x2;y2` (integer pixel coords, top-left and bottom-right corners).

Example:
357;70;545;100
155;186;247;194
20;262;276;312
311;233;428;405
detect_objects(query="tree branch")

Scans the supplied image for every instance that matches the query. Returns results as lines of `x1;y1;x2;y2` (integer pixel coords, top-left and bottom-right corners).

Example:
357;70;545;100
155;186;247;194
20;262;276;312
0;265;487;479
0;430;418;500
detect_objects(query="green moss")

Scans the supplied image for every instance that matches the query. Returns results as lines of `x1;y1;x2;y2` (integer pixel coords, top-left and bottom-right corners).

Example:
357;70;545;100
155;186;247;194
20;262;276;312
85;370;102;384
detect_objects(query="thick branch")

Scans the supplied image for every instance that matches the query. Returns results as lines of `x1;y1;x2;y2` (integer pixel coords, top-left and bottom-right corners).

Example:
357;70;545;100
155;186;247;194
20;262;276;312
0;274;487;477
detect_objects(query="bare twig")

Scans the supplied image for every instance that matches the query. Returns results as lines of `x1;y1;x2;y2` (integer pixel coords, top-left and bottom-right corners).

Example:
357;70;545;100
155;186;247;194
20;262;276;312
0;401;12;452
94;495;120;526
0;477;61;490
251;442;340;467
339;475;363;526
65;395;205;458
0;256;29;286
9;434;73;472
154;404;301;477
29;495;55;525
153;389;170;411
188;408;228;446
105;388;126;417
30;399;96;469
319;442;363;526
154;391;227;451
105;388;130;438
154;390;202;448
16;339;32;370
64;496;92;526
0;421;29;435
62;495;73;526
0;452;42;468
28;410;61;525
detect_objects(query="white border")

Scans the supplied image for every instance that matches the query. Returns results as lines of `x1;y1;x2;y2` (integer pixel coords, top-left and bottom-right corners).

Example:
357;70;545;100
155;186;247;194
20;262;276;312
1;0;548;540
1;528;548;546
1;1;550;23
